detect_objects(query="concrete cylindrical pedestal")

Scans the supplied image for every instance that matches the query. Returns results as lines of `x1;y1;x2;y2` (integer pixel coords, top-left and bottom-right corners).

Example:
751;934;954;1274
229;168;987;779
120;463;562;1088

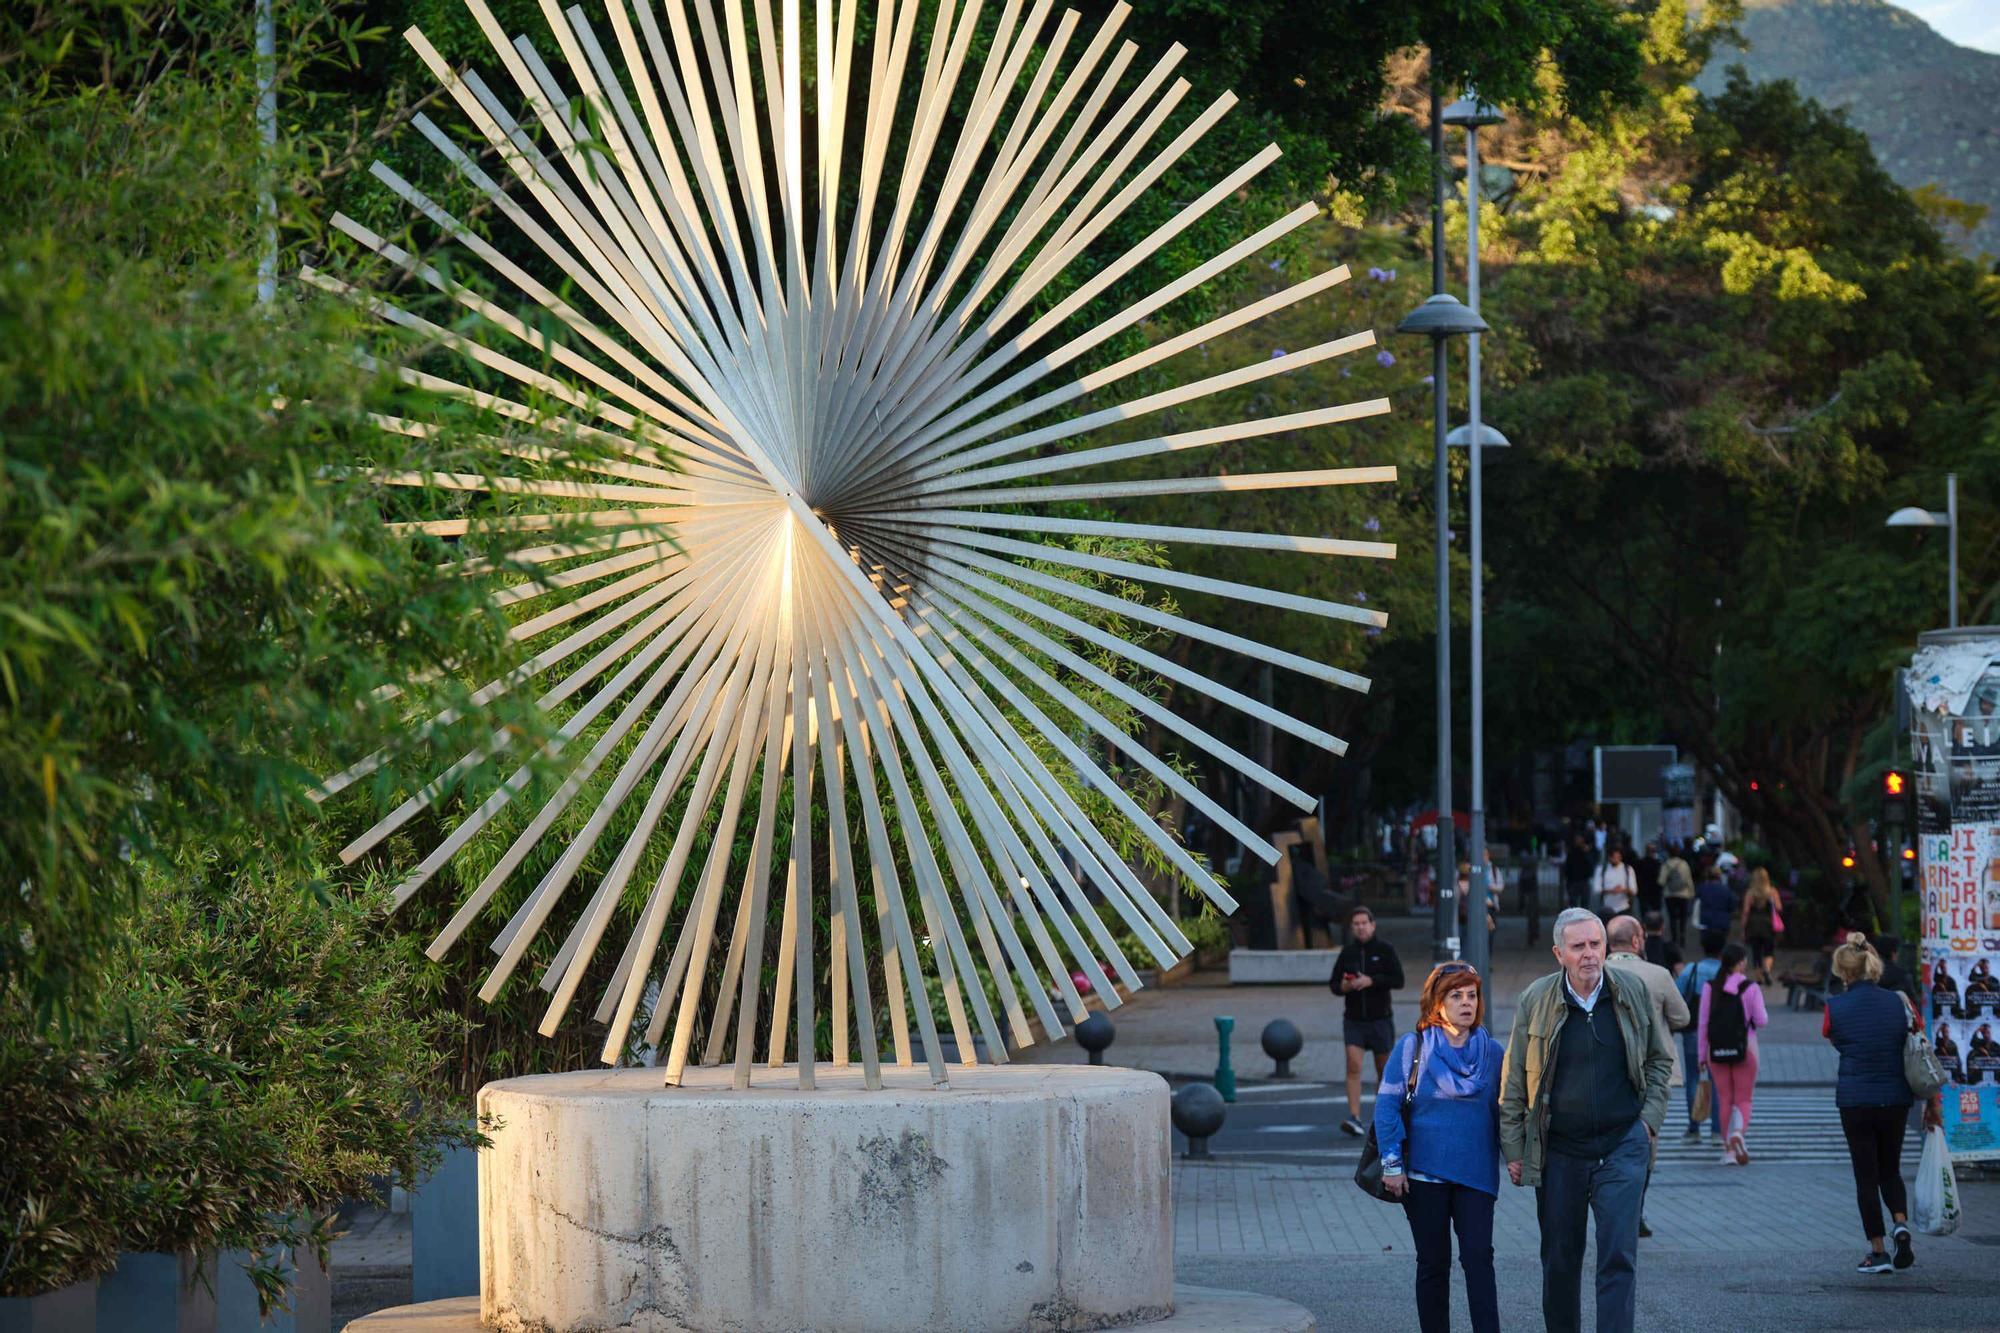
480;1065;1171;1333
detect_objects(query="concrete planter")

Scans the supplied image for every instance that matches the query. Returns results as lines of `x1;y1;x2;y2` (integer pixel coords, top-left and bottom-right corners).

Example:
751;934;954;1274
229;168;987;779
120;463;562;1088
409;1141;479;1303
215;1245;330;1333
0;1278;96;1333
97;1251;217;1333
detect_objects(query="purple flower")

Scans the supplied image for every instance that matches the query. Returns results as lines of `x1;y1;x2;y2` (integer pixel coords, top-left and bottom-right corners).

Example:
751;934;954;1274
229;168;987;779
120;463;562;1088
1447;528;1457;544
1363;516;1381;532
1366;266;1387;282
1268;258;1285;272
1354;590;1369;603
1421;374;1434;385
1383;267;1397;282
1271;348;1286;359
1376;349;1396;368
1365;625;1384;637
1340;367;1353;378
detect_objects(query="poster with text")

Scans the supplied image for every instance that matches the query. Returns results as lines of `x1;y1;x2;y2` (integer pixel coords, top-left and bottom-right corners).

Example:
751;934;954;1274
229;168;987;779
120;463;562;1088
1912;645;2000;1160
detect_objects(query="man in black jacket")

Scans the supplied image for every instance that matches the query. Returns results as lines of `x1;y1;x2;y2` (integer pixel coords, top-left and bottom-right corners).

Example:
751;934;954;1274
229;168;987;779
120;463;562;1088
1331;905;1404;1136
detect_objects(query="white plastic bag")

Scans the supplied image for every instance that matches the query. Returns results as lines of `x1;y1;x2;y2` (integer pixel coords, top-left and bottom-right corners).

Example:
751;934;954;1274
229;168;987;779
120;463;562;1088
1913;1126;1961;1237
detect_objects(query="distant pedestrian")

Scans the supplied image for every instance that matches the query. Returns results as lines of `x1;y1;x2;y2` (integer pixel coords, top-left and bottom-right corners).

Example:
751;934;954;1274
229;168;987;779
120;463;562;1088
1563;834;1594;911
1660;844;1695;947
1331;905;1405;1138
1824;938;1940;1274
1870;934;1919;1008
1500;908;1673;1333
1699;942;1769;1165
1594;846;1636;921
1521;859;1542;946
1607;915;1690;1239
1641;910;1680;973
1695;862;1734;955
1635;841;1663;916
1677;934;1724;1141
1377;962;1504;1333
1740;868;1783;984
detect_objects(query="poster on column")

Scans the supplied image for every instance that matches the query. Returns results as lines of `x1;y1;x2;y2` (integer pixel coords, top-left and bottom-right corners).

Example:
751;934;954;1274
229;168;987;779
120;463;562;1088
1909;636;2000;1160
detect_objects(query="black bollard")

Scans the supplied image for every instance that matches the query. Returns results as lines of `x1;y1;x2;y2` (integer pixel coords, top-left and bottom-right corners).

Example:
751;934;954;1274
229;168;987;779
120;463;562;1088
1074;1012;1115;1065
1260;1018;1304;1079
1171;1082;1226;1159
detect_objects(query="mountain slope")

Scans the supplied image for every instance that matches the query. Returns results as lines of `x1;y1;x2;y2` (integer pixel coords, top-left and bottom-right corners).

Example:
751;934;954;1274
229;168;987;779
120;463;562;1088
1696;0;2000;257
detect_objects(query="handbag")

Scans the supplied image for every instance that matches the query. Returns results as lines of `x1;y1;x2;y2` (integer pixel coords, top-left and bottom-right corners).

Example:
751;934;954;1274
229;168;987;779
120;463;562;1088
1354;1036;1425;1201
1903;995;1949;1098
1692;1075;1713;1122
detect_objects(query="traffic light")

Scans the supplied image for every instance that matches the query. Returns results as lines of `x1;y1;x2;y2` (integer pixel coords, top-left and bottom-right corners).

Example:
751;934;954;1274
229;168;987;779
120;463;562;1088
1883;769;1911;828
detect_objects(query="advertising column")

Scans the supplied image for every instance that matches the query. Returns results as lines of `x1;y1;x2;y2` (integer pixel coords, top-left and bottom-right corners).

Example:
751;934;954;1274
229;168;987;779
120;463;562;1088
1908;629;2000;1160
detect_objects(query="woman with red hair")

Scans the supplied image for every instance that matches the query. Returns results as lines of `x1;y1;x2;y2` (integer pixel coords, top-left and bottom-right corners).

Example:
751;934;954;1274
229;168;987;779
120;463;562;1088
1376;963;1505;1333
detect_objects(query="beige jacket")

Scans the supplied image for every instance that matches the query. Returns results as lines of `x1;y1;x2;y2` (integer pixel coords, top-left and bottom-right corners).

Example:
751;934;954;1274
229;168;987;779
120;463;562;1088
1609;951;1692;1086
1499;968;1675;1186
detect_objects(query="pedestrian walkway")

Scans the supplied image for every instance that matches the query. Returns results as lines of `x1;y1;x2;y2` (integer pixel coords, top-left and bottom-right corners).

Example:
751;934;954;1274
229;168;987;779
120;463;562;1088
1170;1158;1968;1259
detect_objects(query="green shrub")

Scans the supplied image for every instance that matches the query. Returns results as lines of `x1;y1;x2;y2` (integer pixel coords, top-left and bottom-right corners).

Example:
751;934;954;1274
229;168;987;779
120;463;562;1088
0;858;477;1303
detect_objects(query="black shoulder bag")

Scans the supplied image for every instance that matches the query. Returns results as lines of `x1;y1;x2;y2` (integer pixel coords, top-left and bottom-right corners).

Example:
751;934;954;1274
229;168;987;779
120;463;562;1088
1355;1035;1425;1201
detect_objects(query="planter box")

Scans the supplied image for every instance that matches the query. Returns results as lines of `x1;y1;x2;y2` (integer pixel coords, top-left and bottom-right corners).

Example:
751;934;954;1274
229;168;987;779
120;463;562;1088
97;1252;216;1333
216;1245;329;1333
1227;948;1339;985
409;1143;479;1303
0;1278;95;1333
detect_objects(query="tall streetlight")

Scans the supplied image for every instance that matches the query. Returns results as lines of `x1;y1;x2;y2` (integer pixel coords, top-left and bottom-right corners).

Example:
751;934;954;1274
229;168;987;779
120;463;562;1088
1886;474;1959;628
1447;419;1510;984
1397;282;1488;961
1443;87;1504;986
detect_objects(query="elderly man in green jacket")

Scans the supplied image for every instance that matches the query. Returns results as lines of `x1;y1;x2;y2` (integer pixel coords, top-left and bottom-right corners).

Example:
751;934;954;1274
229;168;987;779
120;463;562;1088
1500;907;1674;1333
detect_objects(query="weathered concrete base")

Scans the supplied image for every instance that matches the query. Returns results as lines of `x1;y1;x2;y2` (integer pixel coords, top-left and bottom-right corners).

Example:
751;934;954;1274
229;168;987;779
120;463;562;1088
477;1065;1176;1333
1227;949;1338;985
348;1283;1315;1332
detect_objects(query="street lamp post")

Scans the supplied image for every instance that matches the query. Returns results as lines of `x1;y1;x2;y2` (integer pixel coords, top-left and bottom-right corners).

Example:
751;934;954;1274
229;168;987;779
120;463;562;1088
1443;88;1505;987
1397;284;1488;963
1886;474;1960;628
1447;421;1509;983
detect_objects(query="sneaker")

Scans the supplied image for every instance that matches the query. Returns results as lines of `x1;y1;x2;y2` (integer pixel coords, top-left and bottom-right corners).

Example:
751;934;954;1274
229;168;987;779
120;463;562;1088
1639;1220;1653;1238
1719;1149;1737;1166
1681;1124;1702;1141
1341;1116;1366;1138
1728;1133;1749;1166
1856;1251;1893;1275
1893;1225;1915;1270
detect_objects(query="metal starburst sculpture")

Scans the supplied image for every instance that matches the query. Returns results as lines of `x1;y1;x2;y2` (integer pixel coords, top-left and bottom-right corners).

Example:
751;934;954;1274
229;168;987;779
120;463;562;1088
308;0;1393;1089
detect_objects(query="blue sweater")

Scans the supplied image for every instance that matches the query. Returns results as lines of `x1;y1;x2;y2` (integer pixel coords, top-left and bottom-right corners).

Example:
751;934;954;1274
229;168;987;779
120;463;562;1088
1373;1027;1505;1195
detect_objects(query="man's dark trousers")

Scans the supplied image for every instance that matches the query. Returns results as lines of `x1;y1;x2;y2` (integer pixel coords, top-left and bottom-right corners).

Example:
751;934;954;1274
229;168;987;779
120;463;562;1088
1536;1119;1648;1333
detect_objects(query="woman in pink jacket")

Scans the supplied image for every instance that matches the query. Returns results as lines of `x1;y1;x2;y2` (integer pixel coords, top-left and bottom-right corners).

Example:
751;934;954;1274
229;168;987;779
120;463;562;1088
1699;942;1769;1165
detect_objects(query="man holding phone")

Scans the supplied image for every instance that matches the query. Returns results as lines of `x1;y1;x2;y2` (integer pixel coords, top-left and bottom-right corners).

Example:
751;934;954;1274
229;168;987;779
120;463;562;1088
1331;904;1405;1137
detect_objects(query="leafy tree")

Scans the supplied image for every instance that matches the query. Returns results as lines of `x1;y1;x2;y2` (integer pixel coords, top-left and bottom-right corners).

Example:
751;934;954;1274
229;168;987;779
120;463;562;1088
1469;50;2000;910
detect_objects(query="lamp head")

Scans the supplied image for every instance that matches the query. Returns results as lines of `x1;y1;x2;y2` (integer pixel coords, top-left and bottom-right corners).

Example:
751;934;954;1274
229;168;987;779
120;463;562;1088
1885;506;1949;528
1441;89;1504;127
1447;423;1512;449
1395;293;1489;339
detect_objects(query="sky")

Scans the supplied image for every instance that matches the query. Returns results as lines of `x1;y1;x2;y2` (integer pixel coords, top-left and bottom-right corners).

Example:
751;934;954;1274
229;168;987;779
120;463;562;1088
1896;0;2000;52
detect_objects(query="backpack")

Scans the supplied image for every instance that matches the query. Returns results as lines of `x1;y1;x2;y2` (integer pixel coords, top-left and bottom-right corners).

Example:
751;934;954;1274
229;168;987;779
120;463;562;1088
1707;977;1749;1064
